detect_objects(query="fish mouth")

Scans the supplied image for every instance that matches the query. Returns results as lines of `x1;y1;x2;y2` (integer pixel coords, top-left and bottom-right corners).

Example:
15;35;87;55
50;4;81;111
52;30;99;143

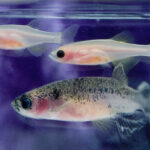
11;100;20;112
49;52;57;61
49;52;63;63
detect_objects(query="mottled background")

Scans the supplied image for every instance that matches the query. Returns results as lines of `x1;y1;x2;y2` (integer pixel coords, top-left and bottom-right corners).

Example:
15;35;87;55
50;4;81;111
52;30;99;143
1;0;150;150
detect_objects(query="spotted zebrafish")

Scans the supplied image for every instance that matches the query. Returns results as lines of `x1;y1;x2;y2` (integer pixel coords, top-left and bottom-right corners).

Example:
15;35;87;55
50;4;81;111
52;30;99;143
11;64;150;139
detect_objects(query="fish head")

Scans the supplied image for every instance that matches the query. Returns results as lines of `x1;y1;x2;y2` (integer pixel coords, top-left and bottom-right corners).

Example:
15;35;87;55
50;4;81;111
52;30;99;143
50;44;110;65
11;84;69;120
11;94;34;118
50;44;77;64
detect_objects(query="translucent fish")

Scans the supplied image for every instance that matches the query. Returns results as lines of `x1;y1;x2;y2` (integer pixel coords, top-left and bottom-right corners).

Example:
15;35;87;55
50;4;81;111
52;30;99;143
49;32;150;66
0;23;79;56
11;64;150;139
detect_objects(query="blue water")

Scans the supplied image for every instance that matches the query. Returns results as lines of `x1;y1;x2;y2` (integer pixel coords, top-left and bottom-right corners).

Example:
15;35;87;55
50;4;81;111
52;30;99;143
1;1;150;150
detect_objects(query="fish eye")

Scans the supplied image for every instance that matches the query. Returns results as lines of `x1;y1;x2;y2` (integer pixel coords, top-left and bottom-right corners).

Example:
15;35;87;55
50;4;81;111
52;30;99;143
21;97;32;109
57;50;65;58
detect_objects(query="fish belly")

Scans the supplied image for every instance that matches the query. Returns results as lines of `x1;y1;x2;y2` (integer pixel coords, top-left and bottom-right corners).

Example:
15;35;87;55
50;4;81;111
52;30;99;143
57;99;113;122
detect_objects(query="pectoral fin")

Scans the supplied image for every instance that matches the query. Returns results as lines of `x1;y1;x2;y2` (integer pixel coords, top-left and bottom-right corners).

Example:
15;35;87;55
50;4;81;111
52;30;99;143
29;19;79;44
28;44;51;57
93;118;116;135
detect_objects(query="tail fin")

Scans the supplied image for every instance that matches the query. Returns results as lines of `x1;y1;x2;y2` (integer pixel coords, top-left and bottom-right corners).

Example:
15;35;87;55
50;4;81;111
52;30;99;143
138;82;150;113
28;19;79;56
29;19;79;44
27;24;79;57
61;24;79;44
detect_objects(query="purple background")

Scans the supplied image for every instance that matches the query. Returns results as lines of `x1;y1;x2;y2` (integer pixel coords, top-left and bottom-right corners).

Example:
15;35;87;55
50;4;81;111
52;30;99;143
1;1;150;150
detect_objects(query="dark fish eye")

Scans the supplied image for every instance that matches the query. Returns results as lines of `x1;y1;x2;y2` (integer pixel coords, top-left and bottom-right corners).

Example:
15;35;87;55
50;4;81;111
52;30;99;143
21;97;32;109
57;50;65;58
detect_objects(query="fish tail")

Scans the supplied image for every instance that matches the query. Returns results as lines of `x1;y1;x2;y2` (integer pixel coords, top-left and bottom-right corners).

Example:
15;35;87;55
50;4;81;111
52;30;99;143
29;19;79;44
61;24;79;44
28;25;79;56
137;81;150;113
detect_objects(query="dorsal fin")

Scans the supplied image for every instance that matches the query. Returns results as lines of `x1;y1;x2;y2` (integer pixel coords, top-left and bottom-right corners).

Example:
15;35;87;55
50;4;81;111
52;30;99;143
28;19;52;31
112;31;134;43
112;63;128;85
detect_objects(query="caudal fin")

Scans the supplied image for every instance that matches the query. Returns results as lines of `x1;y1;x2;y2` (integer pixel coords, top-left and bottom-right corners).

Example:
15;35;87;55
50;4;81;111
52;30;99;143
28;19;79;56
29;19;79;44
138;81;150;113
61;24;79;44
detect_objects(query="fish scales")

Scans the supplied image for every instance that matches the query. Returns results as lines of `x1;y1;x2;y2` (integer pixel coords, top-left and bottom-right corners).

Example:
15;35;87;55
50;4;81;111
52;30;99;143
11;64;150;127
28;77;137;104
11;64;150;141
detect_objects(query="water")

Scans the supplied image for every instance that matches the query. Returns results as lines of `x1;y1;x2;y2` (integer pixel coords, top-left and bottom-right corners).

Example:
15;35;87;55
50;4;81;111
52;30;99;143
1;0;150;150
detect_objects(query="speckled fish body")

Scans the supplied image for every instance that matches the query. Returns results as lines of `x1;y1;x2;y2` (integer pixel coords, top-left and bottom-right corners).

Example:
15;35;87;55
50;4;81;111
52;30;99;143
11;64;146;122
22;77;141;121
50;39;150;65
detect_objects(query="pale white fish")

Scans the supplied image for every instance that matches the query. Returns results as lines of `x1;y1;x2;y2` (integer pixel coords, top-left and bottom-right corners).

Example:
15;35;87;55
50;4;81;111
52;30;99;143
0;24;79;56
49;34;150;66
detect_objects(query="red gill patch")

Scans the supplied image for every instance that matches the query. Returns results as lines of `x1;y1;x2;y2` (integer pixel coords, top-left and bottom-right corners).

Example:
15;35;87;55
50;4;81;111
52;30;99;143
63;51;74;62
36;98;50;115
36;98;64;115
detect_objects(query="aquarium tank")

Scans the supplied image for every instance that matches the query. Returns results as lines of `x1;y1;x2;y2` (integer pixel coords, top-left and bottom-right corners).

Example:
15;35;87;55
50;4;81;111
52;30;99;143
1;0;150;150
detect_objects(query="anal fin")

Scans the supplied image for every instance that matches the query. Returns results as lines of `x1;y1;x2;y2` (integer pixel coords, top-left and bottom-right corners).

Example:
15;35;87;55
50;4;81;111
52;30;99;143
112;57;140;74
28;43;51;57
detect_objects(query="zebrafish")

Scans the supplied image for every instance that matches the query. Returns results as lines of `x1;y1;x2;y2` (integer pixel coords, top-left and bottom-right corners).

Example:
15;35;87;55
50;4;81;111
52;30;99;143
11;64;150;140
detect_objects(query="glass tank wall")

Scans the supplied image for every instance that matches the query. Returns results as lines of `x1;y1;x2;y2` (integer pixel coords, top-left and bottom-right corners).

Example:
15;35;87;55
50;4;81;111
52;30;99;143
1;0;150;150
